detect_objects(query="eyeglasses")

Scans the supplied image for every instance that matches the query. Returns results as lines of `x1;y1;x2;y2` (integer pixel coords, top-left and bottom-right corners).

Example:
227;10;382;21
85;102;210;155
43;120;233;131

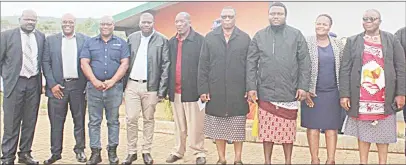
362;17;380;22
100;23;113;27
62;20;75;25
221;15;235;19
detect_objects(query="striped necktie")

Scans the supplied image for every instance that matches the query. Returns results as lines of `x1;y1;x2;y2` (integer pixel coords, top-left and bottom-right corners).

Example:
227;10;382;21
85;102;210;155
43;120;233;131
22;33;35;77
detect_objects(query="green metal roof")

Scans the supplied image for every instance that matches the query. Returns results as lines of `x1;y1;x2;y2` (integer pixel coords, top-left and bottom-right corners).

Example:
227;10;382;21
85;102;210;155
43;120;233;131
113;2;169;23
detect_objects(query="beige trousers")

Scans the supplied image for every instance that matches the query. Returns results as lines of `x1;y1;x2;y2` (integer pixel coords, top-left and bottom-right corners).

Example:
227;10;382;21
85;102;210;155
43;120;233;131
171;94;206;158
124;80;158;154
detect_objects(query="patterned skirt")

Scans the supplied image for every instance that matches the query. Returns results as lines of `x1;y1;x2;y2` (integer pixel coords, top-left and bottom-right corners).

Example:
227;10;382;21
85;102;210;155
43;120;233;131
258;108;297;144
204;115;246;141
344;114;397;144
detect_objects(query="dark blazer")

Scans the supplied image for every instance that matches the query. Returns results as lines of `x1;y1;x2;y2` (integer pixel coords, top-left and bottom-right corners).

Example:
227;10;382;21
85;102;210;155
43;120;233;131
42;32;89;98
168;28;204;102
395;27;406;57
0;28;45;97
339;30;406;117
198;27;251;117
395;27;406;121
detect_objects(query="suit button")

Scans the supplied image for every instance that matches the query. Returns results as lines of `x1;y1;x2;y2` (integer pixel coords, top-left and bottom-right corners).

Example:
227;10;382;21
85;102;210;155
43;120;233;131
358;70;361;74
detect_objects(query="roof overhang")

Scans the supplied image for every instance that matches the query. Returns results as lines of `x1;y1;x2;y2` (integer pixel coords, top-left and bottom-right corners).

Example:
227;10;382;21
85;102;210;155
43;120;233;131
113;2;178;32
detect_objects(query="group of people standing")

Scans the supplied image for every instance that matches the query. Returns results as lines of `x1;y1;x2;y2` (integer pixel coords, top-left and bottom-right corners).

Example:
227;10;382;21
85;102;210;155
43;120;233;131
1;2;406;165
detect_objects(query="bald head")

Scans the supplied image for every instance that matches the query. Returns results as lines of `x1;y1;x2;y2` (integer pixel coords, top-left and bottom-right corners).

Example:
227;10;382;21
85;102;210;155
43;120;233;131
176;12;191;21
175;12;191;36
362;9;381;33
100;15;115;24
364;9;381;19
61;13;76;36
140;13;154;23
19;9;37;33
62;13;75;21
21;9;37;18
99;15;115;38
139;13;154;35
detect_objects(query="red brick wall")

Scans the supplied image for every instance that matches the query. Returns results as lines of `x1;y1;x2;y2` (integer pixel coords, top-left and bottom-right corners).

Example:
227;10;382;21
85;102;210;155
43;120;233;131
154;2;270;38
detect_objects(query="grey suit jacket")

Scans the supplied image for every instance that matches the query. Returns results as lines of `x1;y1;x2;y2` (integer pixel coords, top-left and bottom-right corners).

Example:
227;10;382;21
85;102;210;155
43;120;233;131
0;28;45;97
42;32;89;98
339;30;406;117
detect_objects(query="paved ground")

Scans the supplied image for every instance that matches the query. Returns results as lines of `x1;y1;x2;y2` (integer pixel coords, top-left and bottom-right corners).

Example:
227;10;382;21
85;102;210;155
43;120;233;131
8;111;403;164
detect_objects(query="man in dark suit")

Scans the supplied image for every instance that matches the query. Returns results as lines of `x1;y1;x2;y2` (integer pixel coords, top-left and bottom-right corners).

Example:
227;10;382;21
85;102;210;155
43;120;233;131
0;9;45;164
41;13;89;164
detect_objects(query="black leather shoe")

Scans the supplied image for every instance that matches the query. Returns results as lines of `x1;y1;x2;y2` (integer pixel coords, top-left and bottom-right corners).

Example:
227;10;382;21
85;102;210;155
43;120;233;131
165;154;181;163
86;148;102;165
43;154;61;165
122;154;137;165
1;161;14;165
107;145;119;164
76;151;87;163
196;157;206;165
142;153;153;165
18;153;39;164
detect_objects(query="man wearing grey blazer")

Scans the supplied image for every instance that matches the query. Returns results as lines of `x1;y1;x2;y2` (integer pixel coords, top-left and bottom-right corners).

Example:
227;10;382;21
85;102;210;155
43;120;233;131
42;13;89;165
0;10;45;164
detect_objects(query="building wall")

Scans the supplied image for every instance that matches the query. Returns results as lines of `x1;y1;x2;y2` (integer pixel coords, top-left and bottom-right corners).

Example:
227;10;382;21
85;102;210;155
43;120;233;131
153;2;270;38
149;2;405;38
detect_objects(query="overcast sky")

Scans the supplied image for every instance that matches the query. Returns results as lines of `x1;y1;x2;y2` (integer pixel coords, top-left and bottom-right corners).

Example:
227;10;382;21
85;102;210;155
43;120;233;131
0;2;146;18
1;1;405;37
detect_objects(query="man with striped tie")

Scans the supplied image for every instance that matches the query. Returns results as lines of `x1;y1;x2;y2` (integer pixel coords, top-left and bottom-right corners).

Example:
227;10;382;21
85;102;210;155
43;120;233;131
0;9;45;164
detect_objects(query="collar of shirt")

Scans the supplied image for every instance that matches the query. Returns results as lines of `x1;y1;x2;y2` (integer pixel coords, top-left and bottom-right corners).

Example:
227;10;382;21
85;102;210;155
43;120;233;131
176;33;183;42
62;32;76;38
20;28;36;35
141;30;155;40
96;34;118;42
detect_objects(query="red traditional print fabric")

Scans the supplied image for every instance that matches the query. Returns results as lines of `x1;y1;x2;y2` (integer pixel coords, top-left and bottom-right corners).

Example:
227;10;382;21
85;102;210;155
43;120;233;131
258;108;296;144
358;41;387;120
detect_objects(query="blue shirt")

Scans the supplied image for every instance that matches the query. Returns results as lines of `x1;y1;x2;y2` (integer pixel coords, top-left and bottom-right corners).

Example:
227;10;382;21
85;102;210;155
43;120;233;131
80;35;129;81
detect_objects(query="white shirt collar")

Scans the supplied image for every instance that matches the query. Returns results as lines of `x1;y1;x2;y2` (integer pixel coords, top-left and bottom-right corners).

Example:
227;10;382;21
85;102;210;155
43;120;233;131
62;32;76;38
20;28;36;35
141;29;155;39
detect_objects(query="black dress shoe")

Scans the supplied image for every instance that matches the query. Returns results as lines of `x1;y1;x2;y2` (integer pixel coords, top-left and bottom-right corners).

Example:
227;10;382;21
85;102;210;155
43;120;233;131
18;153;39;164
76;151;87;163
142;153;153;165
122;154;137;165
165;154;181;163
196;157;206;165
43;155;62;165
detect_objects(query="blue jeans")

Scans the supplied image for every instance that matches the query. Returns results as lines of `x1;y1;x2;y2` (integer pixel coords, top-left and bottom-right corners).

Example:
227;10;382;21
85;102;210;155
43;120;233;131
86;81;123;149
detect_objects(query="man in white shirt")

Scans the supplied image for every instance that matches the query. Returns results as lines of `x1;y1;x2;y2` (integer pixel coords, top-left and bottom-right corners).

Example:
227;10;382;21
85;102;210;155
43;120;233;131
122;12;170;165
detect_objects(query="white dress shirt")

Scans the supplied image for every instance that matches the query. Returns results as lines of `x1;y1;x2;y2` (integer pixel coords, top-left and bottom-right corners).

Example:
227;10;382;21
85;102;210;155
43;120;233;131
19;29;38;77
61;33;79;79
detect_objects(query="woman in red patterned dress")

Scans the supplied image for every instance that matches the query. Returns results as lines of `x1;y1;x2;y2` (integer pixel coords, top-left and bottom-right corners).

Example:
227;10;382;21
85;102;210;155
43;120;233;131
339;9;406;164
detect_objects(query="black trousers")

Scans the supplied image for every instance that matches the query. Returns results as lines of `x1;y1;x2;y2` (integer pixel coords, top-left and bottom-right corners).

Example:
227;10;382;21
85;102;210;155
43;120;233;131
47;79;86;155
1;76;40;163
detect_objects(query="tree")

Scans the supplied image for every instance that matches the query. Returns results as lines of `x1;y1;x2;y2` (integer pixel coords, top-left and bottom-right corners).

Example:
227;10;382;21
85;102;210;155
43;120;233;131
76;18;98;36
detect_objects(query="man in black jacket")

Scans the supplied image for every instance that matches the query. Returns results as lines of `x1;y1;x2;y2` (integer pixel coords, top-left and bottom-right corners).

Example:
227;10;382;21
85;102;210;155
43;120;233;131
246;2;310;164
122;12;170;165
165;12;206;165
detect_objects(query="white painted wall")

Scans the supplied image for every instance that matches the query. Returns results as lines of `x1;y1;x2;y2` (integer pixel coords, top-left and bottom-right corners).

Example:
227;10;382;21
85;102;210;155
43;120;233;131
280;2;405;37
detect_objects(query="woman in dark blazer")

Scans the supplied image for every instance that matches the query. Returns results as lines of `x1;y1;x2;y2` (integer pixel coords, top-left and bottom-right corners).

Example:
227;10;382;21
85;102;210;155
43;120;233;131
339;9;405;164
